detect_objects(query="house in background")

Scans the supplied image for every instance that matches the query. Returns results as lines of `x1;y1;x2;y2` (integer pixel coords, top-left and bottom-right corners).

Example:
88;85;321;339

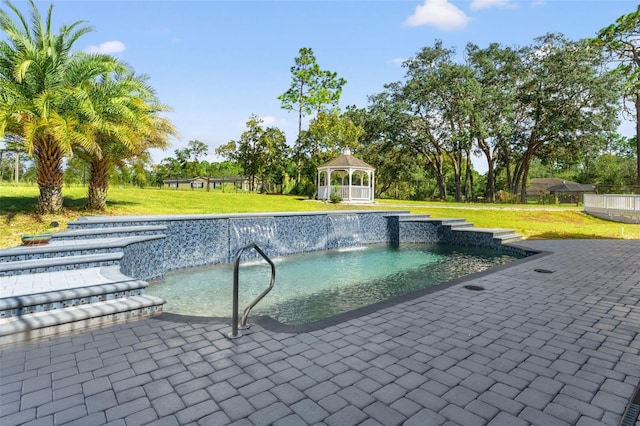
163;176;250;191
526;178;596;204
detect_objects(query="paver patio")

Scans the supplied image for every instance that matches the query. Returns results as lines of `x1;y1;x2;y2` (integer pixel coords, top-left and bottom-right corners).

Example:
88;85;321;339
1;239;639;425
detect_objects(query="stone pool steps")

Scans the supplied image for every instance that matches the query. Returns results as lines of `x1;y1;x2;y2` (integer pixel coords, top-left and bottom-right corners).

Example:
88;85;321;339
0;266;164;346
396;214;473;227
0;225;168;344
397;215;522;246
452;226;522;243
0;236;165;276
1;221;168;277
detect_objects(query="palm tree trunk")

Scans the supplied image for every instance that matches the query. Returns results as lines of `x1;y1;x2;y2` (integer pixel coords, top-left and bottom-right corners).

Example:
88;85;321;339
34;136;64;214
87;157;110;211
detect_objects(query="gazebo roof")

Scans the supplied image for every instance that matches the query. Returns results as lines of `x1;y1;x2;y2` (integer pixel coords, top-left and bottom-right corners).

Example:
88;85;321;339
318;150;373;170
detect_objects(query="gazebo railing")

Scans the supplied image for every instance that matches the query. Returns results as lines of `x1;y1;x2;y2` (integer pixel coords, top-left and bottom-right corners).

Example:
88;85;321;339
318;185;371;201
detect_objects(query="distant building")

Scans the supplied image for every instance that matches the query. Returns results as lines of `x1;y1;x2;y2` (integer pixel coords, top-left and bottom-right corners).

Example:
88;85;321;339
163;176;250;191
526;178;596;204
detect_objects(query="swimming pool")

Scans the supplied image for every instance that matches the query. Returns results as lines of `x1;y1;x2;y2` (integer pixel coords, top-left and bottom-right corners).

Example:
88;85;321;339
147;243;521;325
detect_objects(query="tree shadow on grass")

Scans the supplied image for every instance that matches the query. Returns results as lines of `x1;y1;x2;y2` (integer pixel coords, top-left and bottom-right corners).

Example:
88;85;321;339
61;197;142;215
0;196;39;215
2;195;89;219
104;200;140;208
1;195;88;211
1;195;140;214
1;196;81;227
62;195;86;210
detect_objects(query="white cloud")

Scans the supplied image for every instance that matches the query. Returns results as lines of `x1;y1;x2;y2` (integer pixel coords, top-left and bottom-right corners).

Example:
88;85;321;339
84;40;126;55
391;57;406;65
470;0;517;10
404;0;470;31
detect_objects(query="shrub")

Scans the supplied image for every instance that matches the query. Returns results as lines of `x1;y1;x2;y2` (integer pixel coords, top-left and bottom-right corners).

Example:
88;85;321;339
330;187;342;203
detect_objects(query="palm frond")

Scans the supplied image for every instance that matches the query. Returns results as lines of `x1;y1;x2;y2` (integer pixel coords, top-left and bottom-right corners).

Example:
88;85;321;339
0;0;31;43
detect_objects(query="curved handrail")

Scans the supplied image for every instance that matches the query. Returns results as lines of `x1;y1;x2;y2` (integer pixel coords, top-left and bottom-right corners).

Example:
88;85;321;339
228;242;276;339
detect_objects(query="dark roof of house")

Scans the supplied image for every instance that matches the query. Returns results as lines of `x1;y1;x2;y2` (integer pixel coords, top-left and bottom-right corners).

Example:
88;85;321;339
162;178;193;183
527;178;595;194
530;178;567;186
162;176;247;183
546;182;596;192
526;184;549;195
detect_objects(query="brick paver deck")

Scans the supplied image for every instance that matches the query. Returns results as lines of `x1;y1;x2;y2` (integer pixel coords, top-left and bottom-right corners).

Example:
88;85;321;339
1;239;639;425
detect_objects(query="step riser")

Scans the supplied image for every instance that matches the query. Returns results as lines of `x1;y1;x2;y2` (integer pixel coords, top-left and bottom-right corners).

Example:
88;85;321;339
0;295;166;346
0;247;122;263
439;231;522;248
396;214;431;220
0;259;121;276
488;230;518;237
403;218;465;223
450;228;517;237
1;288;146;318
0;306;163;346
52;230;165;241
447;224;474;229
496;236;523;244
67;221;164;230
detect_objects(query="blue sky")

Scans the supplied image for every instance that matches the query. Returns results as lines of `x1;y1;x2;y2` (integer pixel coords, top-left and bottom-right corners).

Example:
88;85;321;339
10;0;640;165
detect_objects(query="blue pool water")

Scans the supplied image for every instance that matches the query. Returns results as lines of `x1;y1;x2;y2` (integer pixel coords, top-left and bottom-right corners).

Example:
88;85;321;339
147;243;521;324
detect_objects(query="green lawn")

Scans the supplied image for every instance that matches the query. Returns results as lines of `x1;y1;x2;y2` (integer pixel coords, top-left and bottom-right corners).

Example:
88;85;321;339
1;184;638;249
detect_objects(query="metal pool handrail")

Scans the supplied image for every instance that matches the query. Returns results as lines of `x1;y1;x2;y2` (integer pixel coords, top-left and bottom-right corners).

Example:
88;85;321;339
227;243;276;339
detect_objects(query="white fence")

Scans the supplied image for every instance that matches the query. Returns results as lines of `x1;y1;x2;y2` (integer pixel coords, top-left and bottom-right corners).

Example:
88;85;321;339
583;194;640;224
318;185;372;202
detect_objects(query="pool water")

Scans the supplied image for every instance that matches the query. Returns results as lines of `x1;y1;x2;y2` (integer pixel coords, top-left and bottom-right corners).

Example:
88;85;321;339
147;243;521;324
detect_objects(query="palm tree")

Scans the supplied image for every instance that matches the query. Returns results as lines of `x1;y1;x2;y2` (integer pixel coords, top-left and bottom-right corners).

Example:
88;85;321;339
76;72;175;210
0;0;120;213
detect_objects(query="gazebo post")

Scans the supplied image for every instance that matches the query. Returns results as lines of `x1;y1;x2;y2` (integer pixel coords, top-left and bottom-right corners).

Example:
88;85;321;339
372;172;375;201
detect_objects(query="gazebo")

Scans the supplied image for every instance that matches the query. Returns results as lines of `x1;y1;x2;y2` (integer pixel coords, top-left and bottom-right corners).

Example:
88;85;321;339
317;149;375;203
547;181;596;205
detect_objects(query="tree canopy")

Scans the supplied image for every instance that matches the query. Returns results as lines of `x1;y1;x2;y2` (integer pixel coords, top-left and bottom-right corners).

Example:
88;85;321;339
592;5;640;187
216;115;289;192
279;47;346;188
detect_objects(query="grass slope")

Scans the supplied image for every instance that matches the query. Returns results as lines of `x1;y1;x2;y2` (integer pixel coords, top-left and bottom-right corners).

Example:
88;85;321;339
1;185;638;249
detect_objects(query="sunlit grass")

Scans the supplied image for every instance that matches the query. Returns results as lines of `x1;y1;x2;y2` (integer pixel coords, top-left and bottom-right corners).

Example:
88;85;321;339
1;184;638;249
